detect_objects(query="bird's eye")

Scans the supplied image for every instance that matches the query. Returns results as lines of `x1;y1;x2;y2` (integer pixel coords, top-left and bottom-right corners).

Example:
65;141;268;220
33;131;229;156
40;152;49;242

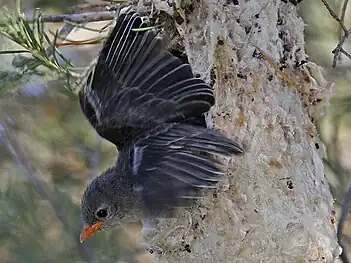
96;208;108;218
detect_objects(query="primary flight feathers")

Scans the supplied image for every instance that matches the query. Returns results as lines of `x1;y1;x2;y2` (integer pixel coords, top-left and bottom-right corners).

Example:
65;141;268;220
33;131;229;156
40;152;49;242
79;11;215;148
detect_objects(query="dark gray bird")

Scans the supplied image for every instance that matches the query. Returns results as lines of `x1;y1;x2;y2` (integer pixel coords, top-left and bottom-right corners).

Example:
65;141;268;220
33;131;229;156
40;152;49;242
78;10;244;243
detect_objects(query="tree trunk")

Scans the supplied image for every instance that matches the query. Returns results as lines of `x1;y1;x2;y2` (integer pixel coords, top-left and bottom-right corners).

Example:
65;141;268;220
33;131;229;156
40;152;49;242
138;0;341;262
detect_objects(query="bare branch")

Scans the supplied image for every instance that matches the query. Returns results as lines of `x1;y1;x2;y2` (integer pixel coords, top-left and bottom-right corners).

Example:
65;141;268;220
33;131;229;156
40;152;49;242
320;0;348;34
320;0;351;67
0;5;126;26
339;0;349;34
0;50;30;54
339;46;351;60
68;3;122;13
35;11;117;24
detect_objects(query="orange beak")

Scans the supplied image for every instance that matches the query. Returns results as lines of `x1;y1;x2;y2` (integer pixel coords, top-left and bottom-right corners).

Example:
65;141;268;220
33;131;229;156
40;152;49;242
79;221;104;243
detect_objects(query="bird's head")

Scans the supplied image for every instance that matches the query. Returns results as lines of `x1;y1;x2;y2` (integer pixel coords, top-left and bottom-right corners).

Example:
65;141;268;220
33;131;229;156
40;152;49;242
79;168;125;243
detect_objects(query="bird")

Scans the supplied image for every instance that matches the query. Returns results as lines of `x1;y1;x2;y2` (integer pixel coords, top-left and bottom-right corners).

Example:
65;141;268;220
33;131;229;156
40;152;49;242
78;8;244;243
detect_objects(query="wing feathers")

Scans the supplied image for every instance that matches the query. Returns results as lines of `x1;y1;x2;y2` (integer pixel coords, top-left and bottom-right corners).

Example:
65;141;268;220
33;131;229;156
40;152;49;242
105;13;141;70
144;64;194;94
79;11;215;147
123;37;162;86
131;123;244;214
80;10;244;220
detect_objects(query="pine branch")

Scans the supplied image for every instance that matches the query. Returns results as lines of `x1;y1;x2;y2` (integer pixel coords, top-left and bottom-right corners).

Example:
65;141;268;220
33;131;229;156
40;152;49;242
0;2;130;94
0;6;78;92
0;1;158;95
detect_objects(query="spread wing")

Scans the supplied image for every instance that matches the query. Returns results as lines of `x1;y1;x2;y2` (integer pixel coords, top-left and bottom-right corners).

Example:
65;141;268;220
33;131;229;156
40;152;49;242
129;123;244;216
79;11;214;148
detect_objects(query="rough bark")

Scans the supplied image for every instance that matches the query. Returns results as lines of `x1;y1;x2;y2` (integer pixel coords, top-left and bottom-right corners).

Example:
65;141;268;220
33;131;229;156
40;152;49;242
137;0;341;262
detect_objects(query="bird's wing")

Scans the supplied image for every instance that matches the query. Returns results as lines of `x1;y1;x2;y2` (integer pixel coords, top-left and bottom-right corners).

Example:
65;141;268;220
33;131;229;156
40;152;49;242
79;11;214;148
130;123;244;216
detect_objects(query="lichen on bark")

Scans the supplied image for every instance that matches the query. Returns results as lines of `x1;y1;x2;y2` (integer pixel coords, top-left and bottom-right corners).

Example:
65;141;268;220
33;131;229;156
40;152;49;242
139;0;341;262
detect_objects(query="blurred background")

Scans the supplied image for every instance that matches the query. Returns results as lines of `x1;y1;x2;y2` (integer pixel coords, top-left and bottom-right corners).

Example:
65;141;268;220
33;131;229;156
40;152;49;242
0;0;350;262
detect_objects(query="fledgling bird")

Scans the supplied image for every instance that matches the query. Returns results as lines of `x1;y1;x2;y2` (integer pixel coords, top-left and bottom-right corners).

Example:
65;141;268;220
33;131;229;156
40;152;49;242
78;9;244;243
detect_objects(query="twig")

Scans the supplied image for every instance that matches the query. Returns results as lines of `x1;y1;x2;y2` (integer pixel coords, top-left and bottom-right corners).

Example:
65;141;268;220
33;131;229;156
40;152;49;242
340;48;351;60
0;2;152;26
0;50;30;54
38;11;117;23
68;3;123;14
320;0;351;67
339;0;349;36
332;27;351;67
320;0;348;34
0;11;117;26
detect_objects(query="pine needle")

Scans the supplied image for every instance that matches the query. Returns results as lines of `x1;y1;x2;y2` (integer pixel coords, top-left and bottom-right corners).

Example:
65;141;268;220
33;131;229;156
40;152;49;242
0;6;78;92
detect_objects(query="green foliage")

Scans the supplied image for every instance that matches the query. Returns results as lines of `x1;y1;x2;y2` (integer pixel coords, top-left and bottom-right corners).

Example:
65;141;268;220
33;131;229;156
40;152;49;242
0;7;71;72
0;2;85;94
0;86;123;262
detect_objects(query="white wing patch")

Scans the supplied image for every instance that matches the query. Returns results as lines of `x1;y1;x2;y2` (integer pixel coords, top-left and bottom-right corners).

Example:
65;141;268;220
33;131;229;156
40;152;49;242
132;145;147;176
